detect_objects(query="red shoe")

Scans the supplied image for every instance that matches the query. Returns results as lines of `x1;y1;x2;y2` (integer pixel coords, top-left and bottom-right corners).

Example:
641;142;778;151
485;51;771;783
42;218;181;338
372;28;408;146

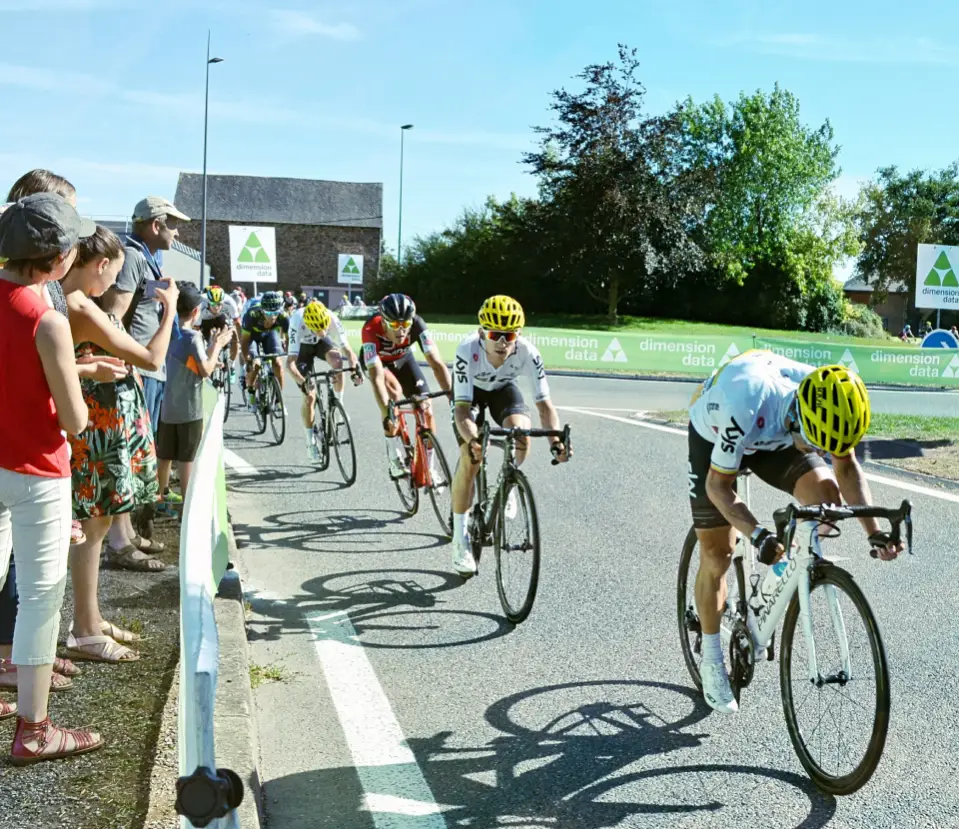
10;717;103;765
0;700;15;720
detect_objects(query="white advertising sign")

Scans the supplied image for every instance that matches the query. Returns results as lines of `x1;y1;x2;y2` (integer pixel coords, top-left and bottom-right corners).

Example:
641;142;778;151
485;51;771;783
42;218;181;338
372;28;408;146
337;254;364;285
916;243;959;310
228;226;277;284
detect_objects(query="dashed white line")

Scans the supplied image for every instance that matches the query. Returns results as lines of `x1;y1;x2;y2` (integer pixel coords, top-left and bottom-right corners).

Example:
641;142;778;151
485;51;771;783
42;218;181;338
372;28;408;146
558;405;959;504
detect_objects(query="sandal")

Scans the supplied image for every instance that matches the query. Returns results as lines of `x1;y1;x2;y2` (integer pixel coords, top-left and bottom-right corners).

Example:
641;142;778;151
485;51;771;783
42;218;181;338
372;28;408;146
102;544;166;572
70;520;86;546
0;700;16;721
0;660;73;692
130;534;165;553
11;716;103;764
100;620;143;644
62;634;139;664
53;657;81;677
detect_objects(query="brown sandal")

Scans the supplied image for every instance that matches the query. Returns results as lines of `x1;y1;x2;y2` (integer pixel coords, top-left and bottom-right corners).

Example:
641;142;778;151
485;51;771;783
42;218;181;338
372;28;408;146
11;717;103;764
0;660;73;692
130;534;165;553
102;544;166;572
100;620;143;644
0;700;16;721
62;634;139;664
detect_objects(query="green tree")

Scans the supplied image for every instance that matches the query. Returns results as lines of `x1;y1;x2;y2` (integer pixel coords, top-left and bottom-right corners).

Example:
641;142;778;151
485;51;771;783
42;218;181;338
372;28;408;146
524;45;709;323
855;163;959;312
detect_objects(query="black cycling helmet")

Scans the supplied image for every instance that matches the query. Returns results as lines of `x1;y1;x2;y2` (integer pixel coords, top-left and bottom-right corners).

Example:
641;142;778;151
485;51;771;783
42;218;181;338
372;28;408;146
260;291;283;314
379;293;416;323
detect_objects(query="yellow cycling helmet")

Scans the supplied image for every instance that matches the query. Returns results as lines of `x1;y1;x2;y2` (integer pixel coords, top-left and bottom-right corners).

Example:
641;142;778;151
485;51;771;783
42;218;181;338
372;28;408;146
206;286;224;304
478;295;525;331
303;300;332;333
796;365;871;457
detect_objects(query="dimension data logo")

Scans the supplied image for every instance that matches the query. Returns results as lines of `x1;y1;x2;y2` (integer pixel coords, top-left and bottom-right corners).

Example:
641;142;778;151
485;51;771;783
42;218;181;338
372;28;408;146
924;250;959;287
341;257;360;276
237;233;270;264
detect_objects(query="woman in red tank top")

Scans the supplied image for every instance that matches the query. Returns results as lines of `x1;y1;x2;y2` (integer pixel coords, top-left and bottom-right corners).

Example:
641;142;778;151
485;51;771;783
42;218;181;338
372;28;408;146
0;193;104;763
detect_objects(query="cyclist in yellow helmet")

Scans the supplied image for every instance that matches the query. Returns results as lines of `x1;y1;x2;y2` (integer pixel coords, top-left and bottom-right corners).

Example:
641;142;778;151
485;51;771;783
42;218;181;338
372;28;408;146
450;295;570;577
287;299;362;462
199;285;240;379
686;349;902;715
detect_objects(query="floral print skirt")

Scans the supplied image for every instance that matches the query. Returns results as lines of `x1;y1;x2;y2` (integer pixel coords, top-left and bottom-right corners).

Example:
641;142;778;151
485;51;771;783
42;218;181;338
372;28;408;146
70;372;159;520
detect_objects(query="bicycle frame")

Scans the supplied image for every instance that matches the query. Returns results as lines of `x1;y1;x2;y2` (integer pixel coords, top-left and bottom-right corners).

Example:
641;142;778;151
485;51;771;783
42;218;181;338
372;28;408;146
475;429;517;537
389;391;449;488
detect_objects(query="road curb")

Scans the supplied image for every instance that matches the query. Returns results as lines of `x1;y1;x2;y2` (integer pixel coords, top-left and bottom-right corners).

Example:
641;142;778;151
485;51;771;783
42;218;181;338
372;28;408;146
214;525;263;829
862;458;959;492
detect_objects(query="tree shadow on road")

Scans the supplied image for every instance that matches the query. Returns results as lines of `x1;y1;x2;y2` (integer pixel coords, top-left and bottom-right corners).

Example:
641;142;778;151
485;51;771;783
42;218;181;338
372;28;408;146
262;679;837;829
245;567;513;649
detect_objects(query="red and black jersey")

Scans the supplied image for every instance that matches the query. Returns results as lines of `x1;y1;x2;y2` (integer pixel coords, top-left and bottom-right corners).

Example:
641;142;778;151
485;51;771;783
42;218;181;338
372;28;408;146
360;314;433;364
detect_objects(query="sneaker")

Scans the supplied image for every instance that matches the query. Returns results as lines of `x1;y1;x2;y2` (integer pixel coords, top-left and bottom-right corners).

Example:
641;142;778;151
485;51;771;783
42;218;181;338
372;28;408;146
307;441;321;463
504;487;519;520
229;369;237;385
389;454;407;481
162;489;183;505
452;538;477;578
700;661;739;714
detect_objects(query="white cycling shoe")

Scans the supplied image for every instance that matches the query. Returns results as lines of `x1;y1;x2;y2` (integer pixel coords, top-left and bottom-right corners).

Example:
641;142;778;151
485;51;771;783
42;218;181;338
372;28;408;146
504;488;519;520
452;538;477;578
307;442;321;463
700;661;739;714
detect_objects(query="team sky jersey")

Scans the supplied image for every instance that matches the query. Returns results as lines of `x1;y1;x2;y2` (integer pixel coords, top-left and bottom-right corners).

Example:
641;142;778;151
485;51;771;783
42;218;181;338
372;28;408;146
288;307;349;354
200;294;239;322
453;333;550;404
241;306;290;336
688;349;814;475
360;314;433;365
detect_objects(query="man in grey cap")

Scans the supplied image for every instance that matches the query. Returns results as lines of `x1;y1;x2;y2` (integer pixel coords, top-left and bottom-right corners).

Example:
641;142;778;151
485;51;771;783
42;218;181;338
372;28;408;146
100;196;190;431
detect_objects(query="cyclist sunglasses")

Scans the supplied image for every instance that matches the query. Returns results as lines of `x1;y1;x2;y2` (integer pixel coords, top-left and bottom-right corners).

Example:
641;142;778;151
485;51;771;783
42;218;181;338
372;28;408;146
484;329;519;343
263;308;281;317
386;319;412;330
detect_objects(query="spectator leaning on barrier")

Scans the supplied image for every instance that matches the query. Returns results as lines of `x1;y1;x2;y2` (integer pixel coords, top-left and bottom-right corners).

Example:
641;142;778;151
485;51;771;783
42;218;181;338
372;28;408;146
0;193;104;763
156;283;232;502
62;230;181;663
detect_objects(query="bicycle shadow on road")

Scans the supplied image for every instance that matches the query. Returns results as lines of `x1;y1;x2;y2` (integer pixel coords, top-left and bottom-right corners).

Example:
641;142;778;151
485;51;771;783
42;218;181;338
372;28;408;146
227;464;351;496
261;679;836;829
234;508;448;556
245;567;513;649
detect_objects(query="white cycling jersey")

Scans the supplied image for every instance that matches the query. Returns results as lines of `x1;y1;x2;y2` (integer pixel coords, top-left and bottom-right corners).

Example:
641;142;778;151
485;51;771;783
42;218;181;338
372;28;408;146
453;332;550;404
200;294;239;322
288;306;349;355
689;349;814;474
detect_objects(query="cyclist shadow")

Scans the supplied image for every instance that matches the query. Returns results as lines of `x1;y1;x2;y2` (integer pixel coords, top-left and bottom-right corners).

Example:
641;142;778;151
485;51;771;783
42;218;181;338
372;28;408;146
227;464;351;496
408;679;837;828
245;567;513;648
234;509;448;556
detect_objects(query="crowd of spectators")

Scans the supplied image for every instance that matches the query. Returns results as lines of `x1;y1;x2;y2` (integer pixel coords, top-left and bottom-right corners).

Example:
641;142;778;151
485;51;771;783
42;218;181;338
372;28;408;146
0;168;222;763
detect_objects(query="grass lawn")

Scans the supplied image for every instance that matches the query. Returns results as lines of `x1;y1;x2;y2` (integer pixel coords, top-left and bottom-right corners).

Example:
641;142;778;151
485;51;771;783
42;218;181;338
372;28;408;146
428;313;904;347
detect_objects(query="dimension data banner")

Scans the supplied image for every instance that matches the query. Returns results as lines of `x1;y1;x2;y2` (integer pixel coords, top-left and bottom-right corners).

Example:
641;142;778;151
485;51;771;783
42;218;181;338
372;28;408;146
338;322;959;387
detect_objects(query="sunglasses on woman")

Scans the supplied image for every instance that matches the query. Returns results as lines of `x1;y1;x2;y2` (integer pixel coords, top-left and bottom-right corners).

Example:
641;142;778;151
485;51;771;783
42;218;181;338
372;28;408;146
484;329;519;343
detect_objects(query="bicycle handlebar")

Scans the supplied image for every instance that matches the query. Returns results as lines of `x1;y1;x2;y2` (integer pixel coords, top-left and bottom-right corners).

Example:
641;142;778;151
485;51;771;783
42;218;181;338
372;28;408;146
484;423;572;466
387;390;451;422
309;366;359;380
772;499;913;558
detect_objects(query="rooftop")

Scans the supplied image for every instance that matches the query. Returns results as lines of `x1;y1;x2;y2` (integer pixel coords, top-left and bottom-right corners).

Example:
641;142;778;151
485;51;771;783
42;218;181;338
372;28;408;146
843;275;909;294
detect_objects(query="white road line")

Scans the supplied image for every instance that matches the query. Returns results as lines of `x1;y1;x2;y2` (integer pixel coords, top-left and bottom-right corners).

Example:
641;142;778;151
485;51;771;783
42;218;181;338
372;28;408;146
558;405;959;505
222;448;258;477
306;610;448;827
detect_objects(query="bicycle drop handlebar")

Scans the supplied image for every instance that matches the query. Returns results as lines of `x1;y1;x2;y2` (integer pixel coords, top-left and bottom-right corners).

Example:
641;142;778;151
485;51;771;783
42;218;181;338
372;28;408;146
484;422;572;466
772;499;914;559
387;390;452;421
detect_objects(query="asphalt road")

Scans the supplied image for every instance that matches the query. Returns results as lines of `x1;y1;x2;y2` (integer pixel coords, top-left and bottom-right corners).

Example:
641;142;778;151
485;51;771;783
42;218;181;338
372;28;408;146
227;374;959;829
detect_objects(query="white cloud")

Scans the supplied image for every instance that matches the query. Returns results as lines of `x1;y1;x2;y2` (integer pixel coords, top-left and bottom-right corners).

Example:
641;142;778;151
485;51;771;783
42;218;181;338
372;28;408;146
269;9;360;40
0;0;121;8
725;32;957;65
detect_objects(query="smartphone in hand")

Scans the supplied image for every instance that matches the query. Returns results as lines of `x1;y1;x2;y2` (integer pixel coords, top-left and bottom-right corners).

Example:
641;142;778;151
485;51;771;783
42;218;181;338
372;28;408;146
143;279;165;299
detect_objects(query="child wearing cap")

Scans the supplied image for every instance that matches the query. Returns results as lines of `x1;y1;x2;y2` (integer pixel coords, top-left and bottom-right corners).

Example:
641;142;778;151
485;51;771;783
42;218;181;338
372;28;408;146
156;283;233;503
0;192;104;762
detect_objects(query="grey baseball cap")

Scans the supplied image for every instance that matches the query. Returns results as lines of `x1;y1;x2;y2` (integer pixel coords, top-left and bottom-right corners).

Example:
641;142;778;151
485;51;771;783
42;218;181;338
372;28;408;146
0;192;96;260
132;196;190;222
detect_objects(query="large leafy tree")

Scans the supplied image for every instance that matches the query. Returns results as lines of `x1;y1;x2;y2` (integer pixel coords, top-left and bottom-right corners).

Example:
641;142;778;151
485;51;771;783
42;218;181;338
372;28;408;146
855;163;959;311
523;45;709;323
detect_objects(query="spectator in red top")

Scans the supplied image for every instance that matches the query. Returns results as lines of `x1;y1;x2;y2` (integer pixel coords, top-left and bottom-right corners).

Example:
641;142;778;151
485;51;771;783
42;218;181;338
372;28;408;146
0;192;104;763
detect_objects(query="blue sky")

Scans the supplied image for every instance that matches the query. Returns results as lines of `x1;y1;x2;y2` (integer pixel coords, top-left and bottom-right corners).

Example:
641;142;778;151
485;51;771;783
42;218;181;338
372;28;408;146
2;0;956;268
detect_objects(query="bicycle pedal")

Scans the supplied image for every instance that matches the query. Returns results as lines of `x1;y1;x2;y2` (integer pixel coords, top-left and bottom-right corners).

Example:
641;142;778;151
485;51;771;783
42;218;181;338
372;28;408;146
766;633;776;661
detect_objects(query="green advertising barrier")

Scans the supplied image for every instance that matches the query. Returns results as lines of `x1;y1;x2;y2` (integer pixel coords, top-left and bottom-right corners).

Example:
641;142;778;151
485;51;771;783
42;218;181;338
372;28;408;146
339;321;959;387
201;381;231;584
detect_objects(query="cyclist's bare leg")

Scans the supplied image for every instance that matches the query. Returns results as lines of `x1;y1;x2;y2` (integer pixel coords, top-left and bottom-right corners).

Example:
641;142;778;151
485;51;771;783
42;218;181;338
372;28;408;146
452;441;479;514
694;526;736;635
418;400;436;432
792;465;840;507
301;384;316;430
327;351;345;394
502;412;532;465
274;359;285;390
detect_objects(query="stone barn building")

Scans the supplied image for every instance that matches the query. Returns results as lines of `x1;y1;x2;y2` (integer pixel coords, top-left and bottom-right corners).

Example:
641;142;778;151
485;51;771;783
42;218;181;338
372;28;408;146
173;173;382;304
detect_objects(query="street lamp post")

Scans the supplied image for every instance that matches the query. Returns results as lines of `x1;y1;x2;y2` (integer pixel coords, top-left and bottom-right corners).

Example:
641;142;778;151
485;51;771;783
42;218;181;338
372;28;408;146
200;31;224;289
397;124;414;266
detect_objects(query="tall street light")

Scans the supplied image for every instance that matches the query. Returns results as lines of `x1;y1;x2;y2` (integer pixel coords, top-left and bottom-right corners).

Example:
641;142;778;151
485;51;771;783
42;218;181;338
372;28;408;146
397;124;414;266
200;31;224;289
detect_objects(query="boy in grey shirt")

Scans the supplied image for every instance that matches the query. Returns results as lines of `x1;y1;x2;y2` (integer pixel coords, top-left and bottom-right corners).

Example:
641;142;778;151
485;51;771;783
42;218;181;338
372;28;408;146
156;283;232;503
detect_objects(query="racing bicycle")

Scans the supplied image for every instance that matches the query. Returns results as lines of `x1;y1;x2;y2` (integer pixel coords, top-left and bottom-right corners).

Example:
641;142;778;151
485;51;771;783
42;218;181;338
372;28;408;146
209;347;232;423
249;353;287;445
386;392;455;538
307;367;360;486
467;420;571;625
677;469;913;795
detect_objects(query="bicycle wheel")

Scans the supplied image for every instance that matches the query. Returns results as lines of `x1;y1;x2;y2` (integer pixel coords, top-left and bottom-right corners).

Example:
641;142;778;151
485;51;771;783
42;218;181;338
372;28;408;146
780;564;890;796
421;430;453;538
269;375;286;444
392;427;419;516
494;469;540;625
222;363;232;424
252;382;267;435
313;394;331;471
330;399;357;486
677;527;745;692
